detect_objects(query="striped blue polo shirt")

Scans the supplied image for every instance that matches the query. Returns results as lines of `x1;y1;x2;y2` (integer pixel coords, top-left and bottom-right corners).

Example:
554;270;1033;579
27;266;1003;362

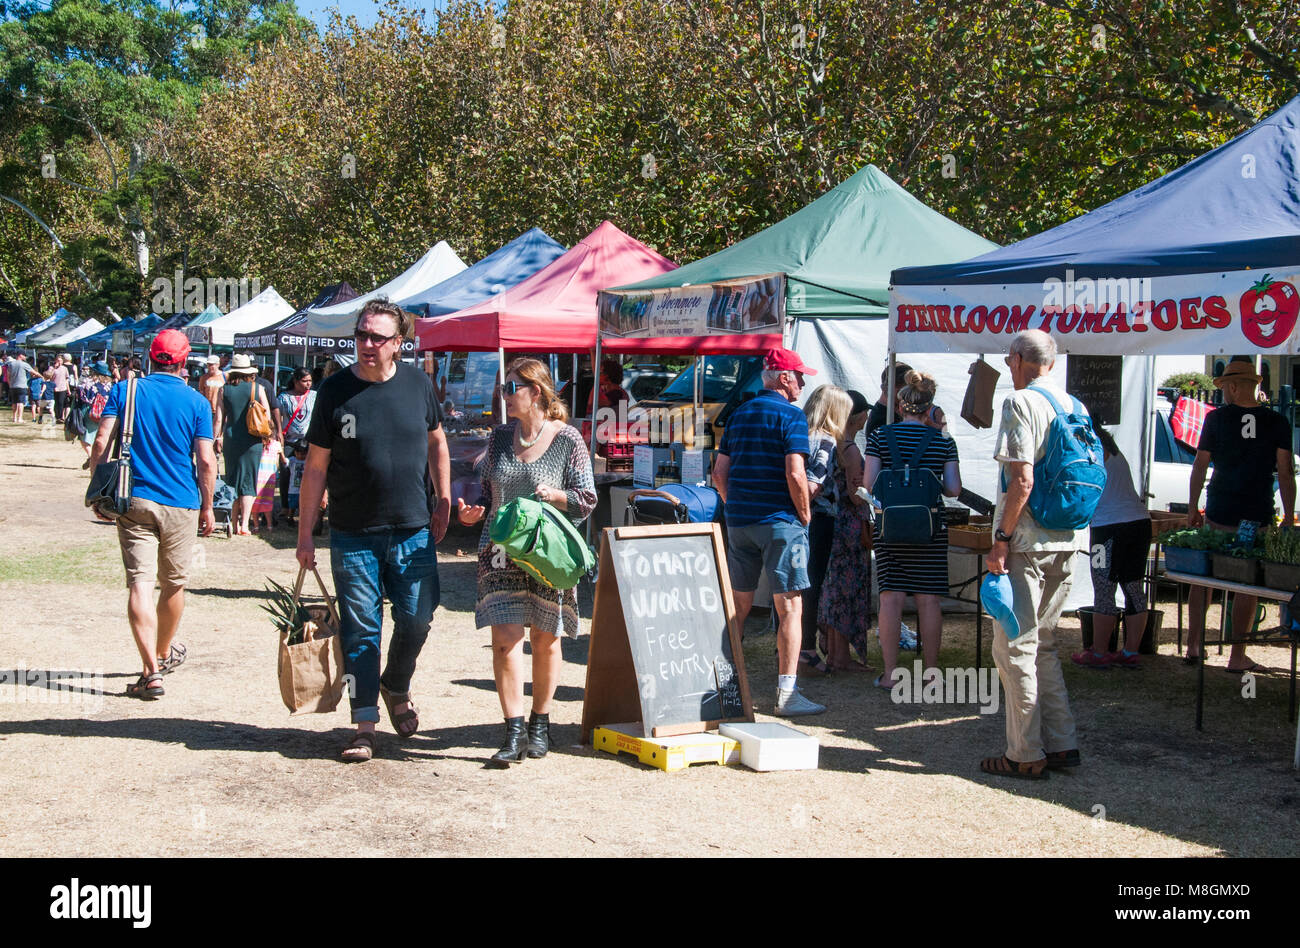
717;389;809;526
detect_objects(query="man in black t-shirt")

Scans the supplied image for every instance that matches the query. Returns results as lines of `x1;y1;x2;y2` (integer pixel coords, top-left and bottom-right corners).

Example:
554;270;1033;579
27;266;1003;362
297;299;451;762
1187;359;1296;671
863;360;911;443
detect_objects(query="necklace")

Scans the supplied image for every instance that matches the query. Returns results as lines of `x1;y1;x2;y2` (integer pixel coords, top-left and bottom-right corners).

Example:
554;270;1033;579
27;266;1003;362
517;420;546;448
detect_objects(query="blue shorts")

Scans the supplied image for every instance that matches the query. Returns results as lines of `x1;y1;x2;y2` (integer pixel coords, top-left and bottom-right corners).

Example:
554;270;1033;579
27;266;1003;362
11;390;28;405
726;520;810;594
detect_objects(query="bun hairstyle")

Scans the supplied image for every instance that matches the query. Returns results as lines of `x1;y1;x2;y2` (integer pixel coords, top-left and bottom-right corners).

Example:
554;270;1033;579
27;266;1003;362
506;357;568;423
896;369;937;417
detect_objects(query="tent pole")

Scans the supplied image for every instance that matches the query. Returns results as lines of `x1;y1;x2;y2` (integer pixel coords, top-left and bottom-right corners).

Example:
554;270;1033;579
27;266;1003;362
886;351;897;423
572;353;578;417
587;338;603;546
498;345;507;422
274;348;281;395
1141;355;1156;502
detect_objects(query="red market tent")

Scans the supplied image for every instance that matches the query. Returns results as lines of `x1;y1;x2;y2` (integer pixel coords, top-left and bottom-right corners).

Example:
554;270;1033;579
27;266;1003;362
415;220;677;354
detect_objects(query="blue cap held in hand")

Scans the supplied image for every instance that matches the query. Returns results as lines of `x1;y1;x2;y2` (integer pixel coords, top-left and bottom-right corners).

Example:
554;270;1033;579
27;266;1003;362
981;573;1020;641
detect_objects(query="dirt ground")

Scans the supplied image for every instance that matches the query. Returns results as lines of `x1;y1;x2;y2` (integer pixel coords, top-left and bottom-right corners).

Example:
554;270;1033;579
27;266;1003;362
1;416;1298;858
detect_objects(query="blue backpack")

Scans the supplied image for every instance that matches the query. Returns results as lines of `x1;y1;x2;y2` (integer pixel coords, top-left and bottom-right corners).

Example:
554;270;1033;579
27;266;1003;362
1015;386;1107;530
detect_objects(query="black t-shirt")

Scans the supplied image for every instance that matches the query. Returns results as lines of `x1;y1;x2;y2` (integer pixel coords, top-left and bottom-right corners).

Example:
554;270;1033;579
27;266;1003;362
307;362;442;532
1197;403;1292;525
863;400;901;443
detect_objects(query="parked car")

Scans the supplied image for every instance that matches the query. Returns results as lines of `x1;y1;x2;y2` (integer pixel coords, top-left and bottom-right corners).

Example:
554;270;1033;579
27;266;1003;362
621;363;674;403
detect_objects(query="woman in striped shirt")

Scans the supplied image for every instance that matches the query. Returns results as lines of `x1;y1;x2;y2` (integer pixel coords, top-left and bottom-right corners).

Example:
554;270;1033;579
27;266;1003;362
864;371;962;687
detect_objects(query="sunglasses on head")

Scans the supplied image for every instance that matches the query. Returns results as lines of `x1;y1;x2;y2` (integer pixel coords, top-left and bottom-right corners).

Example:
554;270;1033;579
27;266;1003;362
502;380;532;395
354;330;398;346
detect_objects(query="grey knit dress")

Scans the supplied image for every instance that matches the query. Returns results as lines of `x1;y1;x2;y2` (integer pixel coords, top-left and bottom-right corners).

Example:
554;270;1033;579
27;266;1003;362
474;421;597;637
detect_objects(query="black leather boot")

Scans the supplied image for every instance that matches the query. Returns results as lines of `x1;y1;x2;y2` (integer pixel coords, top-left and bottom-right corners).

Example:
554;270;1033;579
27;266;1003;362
490;716;527;766
526;711;551;759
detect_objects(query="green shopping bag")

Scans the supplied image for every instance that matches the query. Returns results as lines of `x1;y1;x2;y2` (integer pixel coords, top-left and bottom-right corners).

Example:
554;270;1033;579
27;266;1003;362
489;496;595;590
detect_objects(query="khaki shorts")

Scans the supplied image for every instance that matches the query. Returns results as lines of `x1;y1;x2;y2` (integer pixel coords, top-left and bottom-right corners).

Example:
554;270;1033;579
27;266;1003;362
117;498;198;588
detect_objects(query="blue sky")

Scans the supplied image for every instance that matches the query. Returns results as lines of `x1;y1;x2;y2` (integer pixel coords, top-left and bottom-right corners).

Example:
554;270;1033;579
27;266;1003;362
294;0;448;30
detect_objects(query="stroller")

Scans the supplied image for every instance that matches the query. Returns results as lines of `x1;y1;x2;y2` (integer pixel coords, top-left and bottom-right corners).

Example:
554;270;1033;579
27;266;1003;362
625;483;723;526
211;478;237;537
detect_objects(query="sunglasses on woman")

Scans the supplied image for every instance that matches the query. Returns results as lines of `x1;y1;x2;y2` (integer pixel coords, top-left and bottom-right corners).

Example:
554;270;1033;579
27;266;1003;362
502;380;533;395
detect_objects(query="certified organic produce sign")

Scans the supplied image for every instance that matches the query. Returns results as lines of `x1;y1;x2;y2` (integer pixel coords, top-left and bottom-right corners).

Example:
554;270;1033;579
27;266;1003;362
890;268;1300;355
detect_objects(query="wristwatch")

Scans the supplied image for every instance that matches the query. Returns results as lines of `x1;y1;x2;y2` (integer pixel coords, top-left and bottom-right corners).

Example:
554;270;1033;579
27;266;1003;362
994;527;1014;544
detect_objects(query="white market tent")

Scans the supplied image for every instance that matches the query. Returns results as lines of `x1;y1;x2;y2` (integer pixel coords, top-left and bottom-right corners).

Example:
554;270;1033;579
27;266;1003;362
305;241;468;338
191;287;295;347
44;318;105;348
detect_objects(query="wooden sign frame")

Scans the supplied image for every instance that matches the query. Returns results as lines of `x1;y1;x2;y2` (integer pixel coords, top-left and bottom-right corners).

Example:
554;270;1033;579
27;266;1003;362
581;522;754;741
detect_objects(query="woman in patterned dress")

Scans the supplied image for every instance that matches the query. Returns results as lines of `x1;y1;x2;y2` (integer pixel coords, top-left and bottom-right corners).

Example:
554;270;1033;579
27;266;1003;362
816;389;875;672
456;358;596;767
863;371;962;688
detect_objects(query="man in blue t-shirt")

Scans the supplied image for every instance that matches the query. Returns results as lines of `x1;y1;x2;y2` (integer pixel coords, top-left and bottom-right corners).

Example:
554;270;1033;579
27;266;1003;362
713;347;823;717
91;329;216;701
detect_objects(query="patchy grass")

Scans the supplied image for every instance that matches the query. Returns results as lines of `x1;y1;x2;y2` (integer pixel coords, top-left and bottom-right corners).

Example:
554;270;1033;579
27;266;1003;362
0;537;123;585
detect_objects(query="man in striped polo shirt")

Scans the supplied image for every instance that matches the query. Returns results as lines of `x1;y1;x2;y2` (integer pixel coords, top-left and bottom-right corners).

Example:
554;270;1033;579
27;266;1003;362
712;348;824;716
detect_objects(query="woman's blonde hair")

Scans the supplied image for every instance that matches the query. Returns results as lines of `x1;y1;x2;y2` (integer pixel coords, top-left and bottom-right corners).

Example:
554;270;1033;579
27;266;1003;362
804;384;851;441
897;369;937;417
506;357;568;423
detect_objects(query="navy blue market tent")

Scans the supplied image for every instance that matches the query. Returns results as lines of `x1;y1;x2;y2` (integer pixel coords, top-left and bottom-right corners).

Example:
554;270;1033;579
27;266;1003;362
893;94;1300;287
404;228;567;318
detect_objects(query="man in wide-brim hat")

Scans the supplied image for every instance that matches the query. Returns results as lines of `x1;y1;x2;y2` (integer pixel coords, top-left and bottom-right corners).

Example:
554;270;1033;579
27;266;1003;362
1188;358;1296;672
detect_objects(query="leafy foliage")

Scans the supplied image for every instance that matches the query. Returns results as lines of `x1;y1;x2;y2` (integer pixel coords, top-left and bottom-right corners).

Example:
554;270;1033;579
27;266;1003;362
5;0;1300;322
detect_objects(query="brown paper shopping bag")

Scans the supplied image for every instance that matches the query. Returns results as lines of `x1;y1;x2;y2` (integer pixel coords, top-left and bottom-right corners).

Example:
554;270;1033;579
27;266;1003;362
961;358;1001;429
277;566;346;715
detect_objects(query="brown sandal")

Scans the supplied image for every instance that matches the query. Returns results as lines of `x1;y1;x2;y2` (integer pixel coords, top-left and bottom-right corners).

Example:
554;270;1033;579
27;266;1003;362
980;754;1048;780
340;730;377;762
380;685;419;739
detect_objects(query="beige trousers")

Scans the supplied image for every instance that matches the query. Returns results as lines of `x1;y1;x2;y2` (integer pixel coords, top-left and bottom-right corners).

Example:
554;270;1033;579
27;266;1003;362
991;550;1078;763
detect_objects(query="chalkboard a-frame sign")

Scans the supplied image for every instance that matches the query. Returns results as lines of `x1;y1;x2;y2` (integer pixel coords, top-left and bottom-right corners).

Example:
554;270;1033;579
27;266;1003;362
581;523;755;741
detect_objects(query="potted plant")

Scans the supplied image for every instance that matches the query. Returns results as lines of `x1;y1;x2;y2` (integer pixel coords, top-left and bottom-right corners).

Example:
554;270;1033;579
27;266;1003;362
1260;527;1300;591
1160;526;1232;576
1211;545;1262;586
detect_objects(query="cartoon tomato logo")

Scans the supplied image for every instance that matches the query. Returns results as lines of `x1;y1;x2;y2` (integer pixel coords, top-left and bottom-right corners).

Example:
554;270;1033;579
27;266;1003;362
1239;274;1299;348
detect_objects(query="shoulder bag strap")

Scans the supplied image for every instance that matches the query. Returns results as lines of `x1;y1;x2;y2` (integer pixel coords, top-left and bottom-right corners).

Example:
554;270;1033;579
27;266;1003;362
884;424;903;470
120;377;138;461
907;424;939;469
1028;384;1066;416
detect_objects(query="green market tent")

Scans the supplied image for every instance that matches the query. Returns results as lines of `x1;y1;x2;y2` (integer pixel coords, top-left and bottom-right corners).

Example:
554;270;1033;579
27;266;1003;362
605;164;997;356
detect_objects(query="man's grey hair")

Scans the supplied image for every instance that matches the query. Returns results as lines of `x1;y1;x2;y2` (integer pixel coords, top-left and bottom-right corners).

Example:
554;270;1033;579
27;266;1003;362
1009;329;1057;367
761;368;783;387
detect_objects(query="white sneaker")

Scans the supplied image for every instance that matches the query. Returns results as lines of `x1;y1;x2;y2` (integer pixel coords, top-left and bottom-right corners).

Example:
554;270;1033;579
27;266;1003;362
774;687;826;717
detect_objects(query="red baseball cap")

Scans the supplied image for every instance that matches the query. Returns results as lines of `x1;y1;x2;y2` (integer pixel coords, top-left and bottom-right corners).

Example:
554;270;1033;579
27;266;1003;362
764;347;816;375
149;328;191;366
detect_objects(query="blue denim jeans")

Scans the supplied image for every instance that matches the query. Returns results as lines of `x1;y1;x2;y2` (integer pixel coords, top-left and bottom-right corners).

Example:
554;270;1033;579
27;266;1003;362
330;526;440;724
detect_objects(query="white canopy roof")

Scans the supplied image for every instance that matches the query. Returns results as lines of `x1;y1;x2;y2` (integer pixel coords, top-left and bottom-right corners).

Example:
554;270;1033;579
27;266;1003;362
45;318;105;347
194;287;295;347
306;241;467;337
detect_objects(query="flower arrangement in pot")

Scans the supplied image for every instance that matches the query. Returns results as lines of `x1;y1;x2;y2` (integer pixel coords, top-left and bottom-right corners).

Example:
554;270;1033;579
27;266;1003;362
1159;526;1232;577
1260;527;1300;592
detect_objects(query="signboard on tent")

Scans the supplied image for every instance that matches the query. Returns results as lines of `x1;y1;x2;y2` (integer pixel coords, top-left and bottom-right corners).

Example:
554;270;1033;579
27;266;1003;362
111;329;133;355
598;273;785;340
237;327;416;354
890;268;1300;356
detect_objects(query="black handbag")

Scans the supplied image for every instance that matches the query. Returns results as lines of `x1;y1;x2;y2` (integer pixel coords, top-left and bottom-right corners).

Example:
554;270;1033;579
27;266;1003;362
84;377;137;520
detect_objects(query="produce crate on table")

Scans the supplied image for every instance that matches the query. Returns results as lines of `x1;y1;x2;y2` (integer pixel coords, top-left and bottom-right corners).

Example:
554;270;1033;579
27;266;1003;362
948;515;992;553
1211;552;1261;586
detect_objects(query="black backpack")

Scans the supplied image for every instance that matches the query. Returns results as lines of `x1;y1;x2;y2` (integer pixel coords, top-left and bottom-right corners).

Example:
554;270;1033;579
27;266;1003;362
874;425;944;545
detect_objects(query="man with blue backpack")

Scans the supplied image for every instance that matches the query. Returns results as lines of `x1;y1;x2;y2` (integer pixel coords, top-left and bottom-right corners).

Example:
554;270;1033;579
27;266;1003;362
982;329;1106;780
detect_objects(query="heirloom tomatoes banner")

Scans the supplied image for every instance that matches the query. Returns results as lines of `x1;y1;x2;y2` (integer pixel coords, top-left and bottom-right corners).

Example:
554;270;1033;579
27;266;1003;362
889;268;1300;356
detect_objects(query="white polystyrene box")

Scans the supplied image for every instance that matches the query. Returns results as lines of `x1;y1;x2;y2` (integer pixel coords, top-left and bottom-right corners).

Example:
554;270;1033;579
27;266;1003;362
719;722;819;772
